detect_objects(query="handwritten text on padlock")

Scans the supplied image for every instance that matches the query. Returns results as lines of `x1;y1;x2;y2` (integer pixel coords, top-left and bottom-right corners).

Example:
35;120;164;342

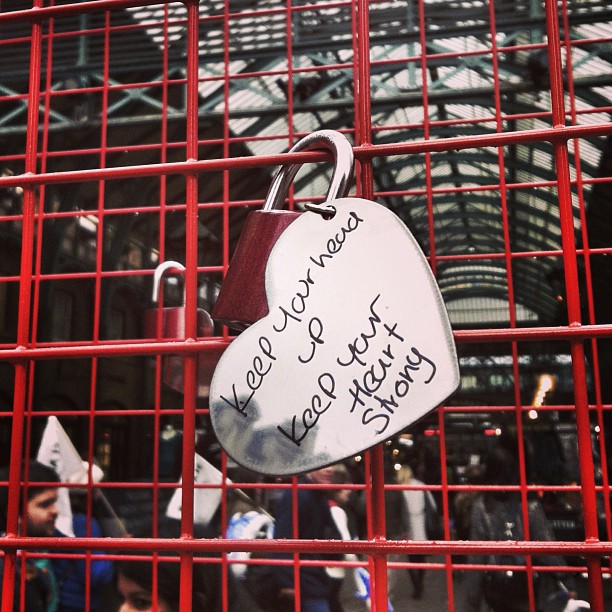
210;198;459;476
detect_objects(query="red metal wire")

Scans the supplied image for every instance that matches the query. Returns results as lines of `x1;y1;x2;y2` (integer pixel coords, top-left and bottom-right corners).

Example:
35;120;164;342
1;1;612;611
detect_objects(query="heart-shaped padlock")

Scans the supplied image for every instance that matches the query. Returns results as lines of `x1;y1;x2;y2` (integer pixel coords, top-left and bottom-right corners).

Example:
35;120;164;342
144;261;221;398
210;131;460;476
211;130;354;330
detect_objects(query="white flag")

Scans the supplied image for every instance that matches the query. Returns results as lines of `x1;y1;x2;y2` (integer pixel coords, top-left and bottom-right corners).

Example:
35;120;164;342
165;453;227;525
36;416;89;537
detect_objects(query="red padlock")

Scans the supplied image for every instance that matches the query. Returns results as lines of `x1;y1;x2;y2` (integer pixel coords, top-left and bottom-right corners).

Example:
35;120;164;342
212;129;354;330
145;260;221;398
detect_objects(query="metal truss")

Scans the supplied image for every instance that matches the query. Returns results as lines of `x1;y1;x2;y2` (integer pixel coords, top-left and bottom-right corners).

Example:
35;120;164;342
1;0;611;329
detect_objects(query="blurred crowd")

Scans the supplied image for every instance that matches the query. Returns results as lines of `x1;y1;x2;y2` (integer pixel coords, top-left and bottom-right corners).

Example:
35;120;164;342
0;433;590;612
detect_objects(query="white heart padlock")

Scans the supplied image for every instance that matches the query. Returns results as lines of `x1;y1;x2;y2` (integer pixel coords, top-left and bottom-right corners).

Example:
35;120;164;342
210;132;460;476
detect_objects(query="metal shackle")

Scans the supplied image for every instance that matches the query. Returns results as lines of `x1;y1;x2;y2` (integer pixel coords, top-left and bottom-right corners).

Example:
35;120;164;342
262;129;355;216
151;260;186;305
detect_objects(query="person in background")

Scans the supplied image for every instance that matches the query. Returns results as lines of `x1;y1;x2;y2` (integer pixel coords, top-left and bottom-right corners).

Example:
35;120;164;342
394;464;437;600
0;460;62;611
454;464;483;543
116;518;253;612
273;465;342;612
52;461;114;612
453;463;483;564
326;463;357;612
158;420;183;481
461;446;577;612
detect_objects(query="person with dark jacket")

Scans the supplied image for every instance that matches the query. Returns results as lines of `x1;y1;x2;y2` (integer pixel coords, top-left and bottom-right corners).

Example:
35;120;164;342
461;447;577;612
52;462;114;612
273;466;343;612
0;461;62;612
116;517;256;612
52;511;114;612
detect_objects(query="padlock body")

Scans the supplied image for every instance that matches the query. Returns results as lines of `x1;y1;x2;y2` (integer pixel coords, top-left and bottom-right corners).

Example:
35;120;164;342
144;306;186;340
212;209;301;328
145;306;214;340
145;306;221;397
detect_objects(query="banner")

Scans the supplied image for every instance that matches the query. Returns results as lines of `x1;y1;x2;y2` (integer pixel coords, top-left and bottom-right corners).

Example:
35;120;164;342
37;416;127;538
165;453;227;526
36;416;82;537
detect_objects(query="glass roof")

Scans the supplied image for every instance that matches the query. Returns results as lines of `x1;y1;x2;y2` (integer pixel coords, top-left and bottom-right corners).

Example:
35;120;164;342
1;0;611;328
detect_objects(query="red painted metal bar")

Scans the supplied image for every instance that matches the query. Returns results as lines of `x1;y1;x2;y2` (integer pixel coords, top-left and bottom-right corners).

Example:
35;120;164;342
5;322;612;362
1;533;611;557
1;122;612;190
218;3;233;609
353;2;391;611
488;2;539;608
149;0;173;549
563;0;612;589
285;0;296;152
416;0;458;608
176;2;202;611
2;1;612;610
1;3;44;611
437;405;455;611
544;0;603;608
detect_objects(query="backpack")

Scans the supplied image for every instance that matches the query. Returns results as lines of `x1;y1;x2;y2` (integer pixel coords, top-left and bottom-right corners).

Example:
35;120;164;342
482;500;535;611
484;553;531;610
424;490;443;539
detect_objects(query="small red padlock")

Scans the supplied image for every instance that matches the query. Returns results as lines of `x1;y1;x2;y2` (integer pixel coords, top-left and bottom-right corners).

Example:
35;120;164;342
145;260;220;397
212;129;354;329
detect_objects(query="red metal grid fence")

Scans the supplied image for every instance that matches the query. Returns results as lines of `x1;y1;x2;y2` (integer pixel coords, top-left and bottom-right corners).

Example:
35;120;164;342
1;0;612;610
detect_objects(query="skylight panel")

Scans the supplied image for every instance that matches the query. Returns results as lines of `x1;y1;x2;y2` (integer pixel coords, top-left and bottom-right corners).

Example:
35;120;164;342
569;136;604;173
434;35;489;54
394;163;426;185
440;66;493;91
127;3;187;48
573;55;612;79
575;22;612;40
